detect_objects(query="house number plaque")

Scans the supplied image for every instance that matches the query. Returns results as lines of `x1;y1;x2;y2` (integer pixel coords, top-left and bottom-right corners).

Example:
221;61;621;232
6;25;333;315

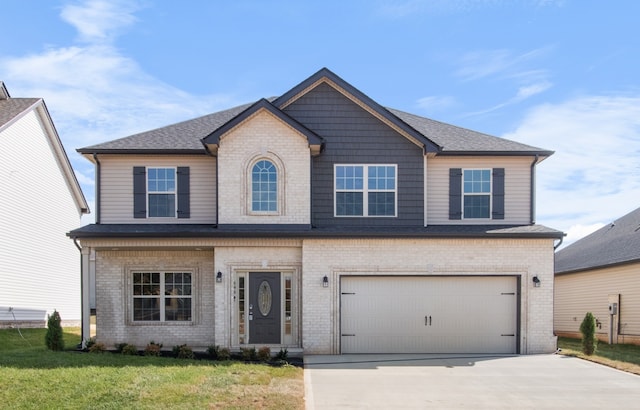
258;281;272;316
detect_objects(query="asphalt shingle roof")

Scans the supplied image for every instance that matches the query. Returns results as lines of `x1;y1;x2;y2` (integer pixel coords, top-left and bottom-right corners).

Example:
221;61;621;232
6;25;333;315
78;102;256;152
555;206;640;274
387;108;551;154
78;71;553;156
0;98;39;129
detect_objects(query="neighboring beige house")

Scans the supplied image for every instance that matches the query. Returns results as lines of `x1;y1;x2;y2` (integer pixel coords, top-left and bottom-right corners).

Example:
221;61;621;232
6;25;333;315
0;82;89;328
69;68;563;354
555;206;640;345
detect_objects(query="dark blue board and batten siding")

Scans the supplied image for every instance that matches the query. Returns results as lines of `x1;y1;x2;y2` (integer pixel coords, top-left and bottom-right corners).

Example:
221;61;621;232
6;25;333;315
283;83;425;227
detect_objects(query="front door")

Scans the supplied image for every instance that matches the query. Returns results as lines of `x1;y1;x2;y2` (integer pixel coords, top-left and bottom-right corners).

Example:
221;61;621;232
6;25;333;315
249;272;281;344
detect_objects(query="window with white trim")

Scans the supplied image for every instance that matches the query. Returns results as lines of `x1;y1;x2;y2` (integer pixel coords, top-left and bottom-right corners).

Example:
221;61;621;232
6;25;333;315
132;272;192;322
147;168;176;217
335;164;397;217
251;160;277;212
463;169;491;219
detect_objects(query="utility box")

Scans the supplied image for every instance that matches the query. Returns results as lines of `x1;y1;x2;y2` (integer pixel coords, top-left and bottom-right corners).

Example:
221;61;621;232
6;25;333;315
608;294;620;345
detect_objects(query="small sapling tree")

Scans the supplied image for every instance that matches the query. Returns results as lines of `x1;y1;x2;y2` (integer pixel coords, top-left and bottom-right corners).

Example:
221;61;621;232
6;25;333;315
579;312;598;355
45;309;64;351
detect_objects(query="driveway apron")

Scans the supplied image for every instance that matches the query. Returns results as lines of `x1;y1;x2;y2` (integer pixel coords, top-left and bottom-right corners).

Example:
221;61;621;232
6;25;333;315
304;354;640;409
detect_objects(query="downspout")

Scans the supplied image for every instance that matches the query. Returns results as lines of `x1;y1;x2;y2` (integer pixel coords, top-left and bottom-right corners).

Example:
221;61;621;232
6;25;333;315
73;238;85;348
215;155;219;225
93;154;101;224
530;154;539;224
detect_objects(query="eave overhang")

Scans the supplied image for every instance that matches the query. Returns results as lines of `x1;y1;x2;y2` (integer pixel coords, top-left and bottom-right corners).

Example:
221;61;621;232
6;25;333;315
436;150;555;157
555;257;640;276
68;224;564;240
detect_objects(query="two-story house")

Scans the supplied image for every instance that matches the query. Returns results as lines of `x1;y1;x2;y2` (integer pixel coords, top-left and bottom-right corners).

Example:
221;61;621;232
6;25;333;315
69;68;562;354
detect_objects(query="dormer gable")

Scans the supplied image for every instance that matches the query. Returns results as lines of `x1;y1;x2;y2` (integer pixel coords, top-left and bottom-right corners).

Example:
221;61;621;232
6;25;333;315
202;98;324;156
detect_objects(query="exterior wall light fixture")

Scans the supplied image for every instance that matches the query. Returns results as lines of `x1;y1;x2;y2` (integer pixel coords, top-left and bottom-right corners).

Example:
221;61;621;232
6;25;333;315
532;275;541;287
323;275;329;288
216;271;223;283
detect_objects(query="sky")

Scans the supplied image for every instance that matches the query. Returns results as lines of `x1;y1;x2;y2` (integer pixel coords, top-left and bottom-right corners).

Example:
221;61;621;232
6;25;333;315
1;0;639;247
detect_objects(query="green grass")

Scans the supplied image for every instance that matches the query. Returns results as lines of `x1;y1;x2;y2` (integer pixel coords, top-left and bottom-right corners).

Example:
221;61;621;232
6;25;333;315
558;337;640;375
0;327;304;409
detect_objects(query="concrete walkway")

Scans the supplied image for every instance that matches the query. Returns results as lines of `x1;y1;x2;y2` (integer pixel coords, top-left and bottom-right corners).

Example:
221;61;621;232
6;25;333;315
304;353;640;409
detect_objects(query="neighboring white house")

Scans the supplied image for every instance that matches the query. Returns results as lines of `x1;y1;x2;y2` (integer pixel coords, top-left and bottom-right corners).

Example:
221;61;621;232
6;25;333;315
0;82;89;327
70;68;563;354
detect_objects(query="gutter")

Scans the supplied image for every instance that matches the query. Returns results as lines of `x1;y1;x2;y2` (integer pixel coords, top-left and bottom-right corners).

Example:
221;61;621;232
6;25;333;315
530;154;539;224
93;154;101;224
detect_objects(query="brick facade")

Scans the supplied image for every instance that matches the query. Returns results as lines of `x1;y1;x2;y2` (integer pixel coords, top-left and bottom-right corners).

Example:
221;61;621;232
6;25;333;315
217;109;311;225
89;237;556;354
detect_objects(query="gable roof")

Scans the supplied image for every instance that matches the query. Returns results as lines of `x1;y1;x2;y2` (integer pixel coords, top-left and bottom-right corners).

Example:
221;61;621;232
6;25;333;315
202;98;324;155
388;108;553;156
78;102;255;154
77;68;553;158
555;206;640;274
0;86;41;130
273;67;441;153
0;83;89;215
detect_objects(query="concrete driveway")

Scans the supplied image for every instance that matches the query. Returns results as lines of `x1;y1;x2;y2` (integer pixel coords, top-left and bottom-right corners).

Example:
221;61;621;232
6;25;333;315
304;353;640;409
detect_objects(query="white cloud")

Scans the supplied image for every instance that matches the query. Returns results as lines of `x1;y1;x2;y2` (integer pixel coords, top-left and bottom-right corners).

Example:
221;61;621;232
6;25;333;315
455;47;551;82
463;80;553;117
503;94;640;241
515;81;552;100
60;0;140;43
416;95;456;112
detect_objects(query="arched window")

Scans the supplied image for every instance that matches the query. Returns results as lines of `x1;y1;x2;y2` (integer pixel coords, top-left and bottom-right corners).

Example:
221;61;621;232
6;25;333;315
251;160;277;212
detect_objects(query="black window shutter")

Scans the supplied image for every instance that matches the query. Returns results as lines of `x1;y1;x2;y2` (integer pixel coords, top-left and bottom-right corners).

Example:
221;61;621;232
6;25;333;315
449;168;462;220
492;168;505;220
177;166;190;219
133;166;146;218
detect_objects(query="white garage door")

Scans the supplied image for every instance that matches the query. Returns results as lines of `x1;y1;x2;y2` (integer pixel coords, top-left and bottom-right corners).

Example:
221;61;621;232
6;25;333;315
340;276;518;354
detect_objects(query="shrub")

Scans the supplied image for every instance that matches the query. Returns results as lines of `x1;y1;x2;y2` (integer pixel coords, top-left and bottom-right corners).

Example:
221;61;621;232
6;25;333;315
257;346;271;362
580;312;598;355
144;341;163;357
217;347;231;361
121;344;138;355
84;337;97;350
89;342;107;353
173;344;194;359
114;343;128;353
276;347;288;361
241;346;257;361
45;310;64;351
206;345;220;360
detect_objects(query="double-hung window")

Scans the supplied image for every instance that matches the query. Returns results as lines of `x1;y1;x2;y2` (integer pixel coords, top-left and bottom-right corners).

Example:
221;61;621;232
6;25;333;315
148;168;176;217
463;169;491;219
335;164;397;217
132;272;192;322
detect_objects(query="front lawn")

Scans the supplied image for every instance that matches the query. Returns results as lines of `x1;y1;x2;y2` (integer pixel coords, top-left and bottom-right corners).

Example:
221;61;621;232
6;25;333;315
557;337;640;375
0;327;304;409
